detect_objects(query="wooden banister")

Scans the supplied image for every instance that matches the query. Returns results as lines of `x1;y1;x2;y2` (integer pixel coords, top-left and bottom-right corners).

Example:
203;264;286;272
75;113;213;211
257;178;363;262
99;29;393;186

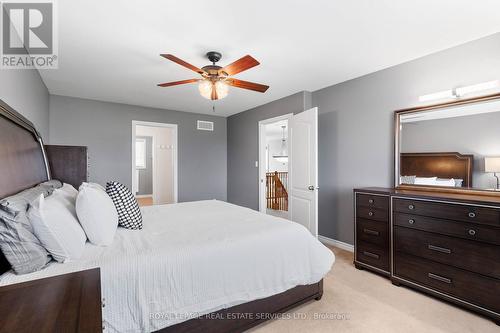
266;171;288;211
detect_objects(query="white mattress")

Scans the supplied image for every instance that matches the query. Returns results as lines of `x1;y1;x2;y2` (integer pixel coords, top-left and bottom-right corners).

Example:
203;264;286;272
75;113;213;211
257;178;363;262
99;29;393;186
0;200;334;332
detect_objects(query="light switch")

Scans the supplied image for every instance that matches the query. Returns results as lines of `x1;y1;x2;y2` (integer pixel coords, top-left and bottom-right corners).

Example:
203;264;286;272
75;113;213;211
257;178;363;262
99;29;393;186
255;161;258;168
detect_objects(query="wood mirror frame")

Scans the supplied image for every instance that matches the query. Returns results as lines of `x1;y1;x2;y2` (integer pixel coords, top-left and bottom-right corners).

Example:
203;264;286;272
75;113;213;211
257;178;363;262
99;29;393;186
394;92;500;197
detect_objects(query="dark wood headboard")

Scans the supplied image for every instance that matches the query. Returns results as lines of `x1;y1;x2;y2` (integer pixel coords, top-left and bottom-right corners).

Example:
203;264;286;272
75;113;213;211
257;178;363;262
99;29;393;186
0;100;52;274
0;100;50;199
45;145;88;189
400;152;474;187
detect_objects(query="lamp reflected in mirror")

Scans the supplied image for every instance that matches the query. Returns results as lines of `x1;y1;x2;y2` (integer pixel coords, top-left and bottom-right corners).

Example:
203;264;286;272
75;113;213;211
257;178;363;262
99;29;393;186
485;157;500;190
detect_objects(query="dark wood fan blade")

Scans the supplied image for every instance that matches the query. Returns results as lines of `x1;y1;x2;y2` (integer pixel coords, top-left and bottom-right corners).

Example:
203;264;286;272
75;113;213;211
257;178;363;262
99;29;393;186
227;79;269;93
220;55;260;76
157;79;199;87
160;54;205;74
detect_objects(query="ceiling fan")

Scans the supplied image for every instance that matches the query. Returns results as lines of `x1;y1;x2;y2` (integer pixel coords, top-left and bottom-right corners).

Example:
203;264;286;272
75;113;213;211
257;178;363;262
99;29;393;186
158;51;269;100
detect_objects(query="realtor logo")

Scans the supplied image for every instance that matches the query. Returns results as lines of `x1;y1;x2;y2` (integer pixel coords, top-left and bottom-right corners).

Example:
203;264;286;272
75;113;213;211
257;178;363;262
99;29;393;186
1;0;58;69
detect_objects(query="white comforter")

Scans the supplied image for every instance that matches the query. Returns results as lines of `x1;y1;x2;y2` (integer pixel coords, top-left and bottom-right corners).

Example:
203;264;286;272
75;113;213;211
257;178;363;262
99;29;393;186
0;200;334;332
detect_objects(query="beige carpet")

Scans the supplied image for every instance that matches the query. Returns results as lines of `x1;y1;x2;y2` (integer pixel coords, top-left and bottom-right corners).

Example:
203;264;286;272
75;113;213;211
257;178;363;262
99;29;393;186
250;246;498;333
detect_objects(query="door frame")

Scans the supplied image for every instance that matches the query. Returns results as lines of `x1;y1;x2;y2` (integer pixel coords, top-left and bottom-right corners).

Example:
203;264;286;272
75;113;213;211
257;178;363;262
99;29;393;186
132;120;178;204
258;113;293;213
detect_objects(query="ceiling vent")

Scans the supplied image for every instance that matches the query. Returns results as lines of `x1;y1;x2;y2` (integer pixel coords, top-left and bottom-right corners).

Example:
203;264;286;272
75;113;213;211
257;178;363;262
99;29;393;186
197;120;214;131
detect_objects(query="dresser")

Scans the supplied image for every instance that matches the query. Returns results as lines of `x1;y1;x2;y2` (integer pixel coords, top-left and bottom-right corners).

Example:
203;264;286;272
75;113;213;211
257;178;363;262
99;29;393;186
354;187;500;324
354;188;391;276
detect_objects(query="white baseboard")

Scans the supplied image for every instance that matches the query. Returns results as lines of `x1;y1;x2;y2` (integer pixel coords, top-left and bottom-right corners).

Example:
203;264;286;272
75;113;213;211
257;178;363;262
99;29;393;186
135;194;153;198
318;235;354;252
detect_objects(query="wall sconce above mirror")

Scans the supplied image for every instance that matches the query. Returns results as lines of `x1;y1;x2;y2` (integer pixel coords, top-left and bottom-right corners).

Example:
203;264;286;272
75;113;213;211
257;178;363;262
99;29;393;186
395;92;500;196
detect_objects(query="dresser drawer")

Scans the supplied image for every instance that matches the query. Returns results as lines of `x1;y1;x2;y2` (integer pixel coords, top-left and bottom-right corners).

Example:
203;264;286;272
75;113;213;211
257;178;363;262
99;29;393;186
357;206;388;222
356;193;388;210
393;198;500;226
356;218;388;247
356;240;389;272
394;212;500;246
395;253;500;314
394;226;500;279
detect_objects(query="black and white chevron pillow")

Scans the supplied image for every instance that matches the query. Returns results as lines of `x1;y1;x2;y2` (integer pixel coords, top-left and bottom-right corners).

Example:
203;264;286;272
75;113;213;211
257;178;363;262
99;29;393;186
106;181;143;230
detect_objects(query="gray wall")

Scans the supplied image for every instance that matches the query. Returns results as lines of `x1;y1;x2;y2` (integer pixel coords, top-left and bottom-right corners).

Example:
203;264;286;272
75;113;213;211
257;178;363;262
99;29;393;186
227;91;312;209
0;69;50;141
227;32;500;245
401;112;500;190
49;95;227;202
311;32;500;244
136;136;153;195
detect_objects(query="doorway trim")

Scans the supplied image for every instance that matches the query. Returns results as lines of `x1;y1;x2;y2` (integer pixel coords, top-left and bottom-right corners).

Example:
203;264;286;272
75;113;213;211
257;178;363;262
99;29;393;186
132;120;178;204
258;113;293;213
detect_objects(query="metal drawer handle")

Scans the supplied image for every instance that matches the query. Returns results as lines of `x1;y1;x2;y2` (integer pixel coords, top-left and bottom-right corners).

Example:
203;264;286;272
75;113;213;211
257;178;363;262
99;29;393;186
362;251;380;259
368;211;374;217
468;229;476;236
408;219;415;225
408;204;415;210
363;228;380;236
468;212;476;218
368;199;374;204
428;244;452;254
428;272;452;284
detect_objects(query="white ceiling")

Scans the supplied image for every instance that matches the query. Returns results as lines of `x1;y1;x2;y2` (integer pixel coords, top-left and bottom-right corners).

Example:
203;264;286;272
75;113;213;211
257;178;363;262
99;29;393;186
39;0;500;117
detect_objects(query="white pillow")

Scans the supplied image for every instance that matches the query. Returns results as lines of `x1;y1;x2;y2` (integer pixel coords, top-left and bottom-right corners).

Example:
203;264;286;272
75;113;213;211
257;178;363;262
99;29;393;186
437;178;464;187
400;175;416;184
28;193;87;263
414;177;438;185
55;183;79;204
434;178;457;187
76;183;118;246
82;182;106;193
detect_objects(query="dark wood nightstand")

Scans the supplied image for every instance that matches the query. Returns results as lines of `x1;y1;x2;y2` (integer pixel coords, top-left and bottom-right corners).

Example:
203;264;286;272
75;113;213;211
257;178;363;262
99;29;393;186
0;268;102;333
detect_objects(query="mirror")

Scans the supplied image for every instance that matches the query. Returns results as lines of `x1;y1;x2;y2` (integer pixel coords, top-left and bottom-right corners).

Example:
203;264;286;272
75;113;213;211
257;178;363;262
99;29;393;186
395;94;500;193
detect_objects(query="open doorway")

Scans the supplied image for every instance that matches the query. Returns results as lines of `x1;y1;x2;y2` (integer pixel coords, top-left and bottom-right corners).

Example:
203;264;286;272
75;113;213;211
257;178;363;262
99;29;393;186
132;121;178;206
259;114;292;219
258;108;318;237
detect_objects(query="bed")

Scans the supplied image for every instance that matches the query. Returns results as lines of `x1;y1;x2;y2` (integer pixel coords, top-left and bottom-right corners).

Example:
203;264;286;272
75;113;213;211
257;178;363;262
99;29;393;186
399;152;474;187
0;99;334;332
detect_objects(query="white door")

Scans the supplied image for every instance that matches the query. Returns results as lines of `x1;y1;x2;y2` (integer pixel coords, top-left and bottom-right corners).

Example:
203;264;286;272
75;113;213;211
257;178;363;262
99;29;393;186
289;107;318;237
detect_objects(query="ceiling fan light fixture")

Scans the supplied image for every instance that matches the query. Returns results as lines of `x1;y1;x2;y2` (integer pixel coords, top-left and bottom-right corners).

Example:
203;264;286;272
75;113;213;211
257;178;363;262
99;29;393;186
273;156;288;164
159;52;269;102
272;125;288;163
198;79;229;100
215;80;229;99
198;79;213;100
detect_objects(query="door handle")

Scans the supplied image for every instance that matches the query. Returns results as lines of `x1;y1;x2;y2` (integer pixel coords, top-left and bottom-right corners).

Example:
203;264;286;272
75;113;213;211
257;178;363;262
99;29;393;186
308;185;315;191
